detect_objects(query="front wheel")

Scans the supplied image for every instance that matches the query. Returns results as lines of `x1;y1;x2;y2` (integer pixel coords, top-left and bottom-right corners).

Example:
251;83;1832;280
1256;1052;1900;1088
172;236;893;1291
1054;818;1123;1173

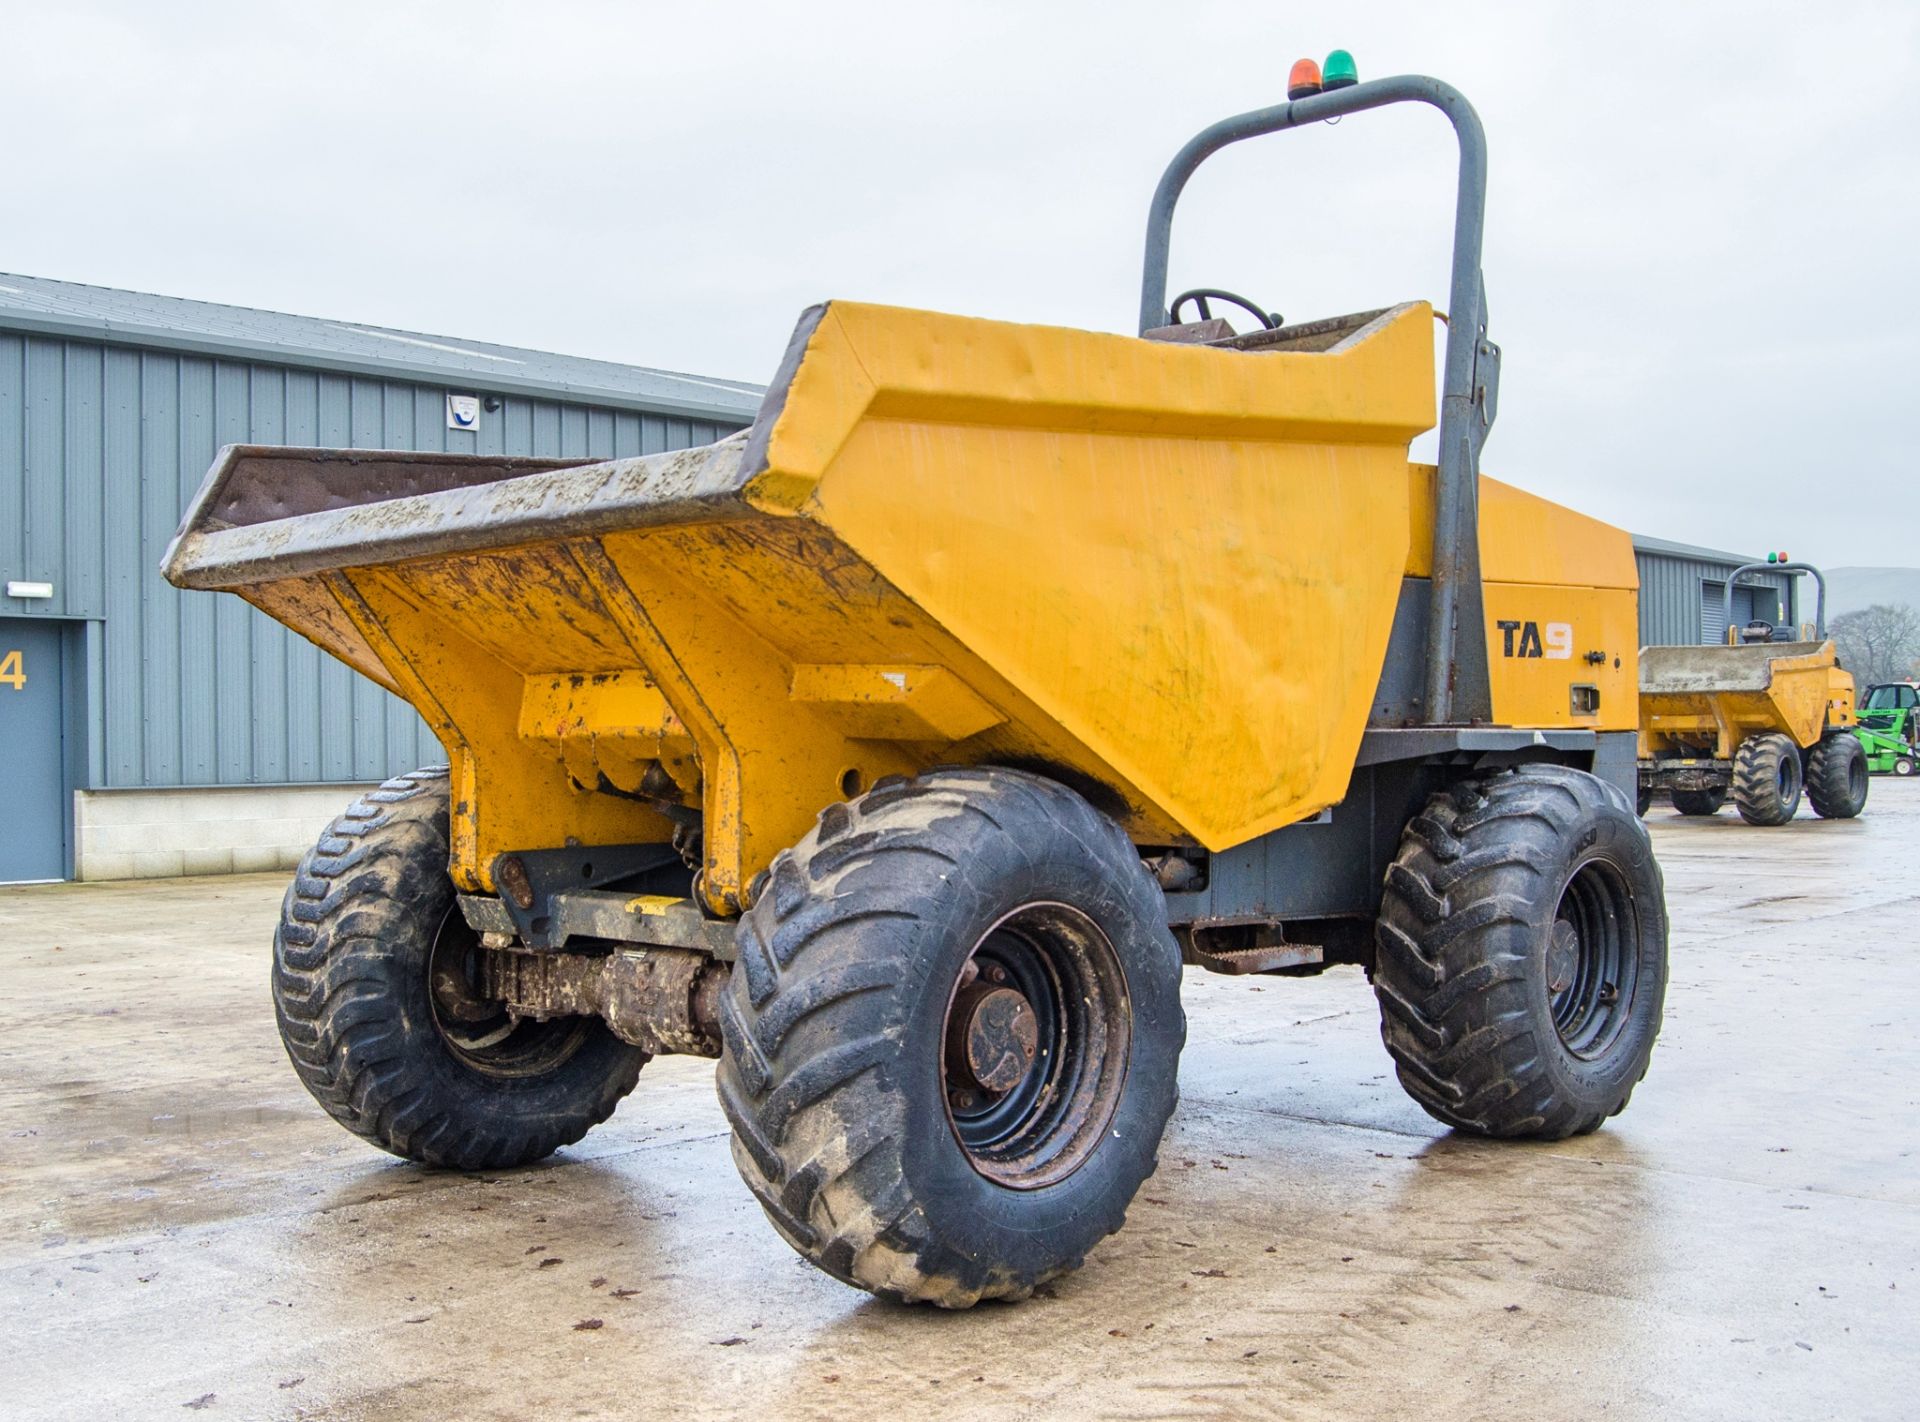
715;768;1184;1307
1804;732;1869;819
1896;755;1916;777
1373;764;1668;1140
1731;733;1803;825
274;768;647;1169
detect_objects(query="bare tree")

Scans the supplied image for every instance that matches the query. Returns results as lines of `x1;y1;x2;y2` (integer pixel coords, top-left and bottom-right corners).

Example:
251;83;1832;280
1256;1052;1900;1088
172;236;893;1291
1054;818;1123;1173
1830;603;1920;684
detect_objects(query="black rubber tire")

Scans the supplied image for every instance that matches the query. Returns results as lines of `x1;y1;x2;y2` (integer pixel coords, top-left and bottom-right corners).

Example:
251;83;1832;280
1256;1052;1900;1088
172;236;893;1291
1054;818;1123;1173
1670;786;1726;816
1635;785;1652;817
715;767;1185;1307
1896;755;1916;777
274;767;647;1169
1803;732;1869;819
1731;733;1804;826
1373;763;1668;1140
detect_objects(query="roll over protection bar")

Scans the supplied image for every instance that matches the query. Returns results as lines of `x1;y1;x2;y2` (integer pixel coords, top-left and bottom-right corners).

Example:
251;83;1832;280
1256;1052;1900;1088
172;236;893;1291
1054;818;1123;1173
1140;75;1500;725
1723;562;1827;642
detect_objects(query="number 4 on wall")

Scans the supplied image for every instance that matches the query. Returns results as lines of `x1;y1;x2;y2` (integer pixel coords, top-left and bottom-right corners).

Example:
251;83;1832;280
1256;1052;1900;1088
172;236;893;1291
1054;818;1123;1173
0;650;24;690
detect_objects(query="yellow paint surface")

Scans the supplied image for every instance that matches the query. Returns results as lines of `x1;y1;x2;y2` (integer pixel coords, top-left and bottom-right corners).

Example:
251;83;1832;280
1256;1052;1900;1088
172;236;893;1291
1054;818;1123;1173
1640;641;1858;758
626;895;684;917
1404;465;1640;730
221;299;1646;907
1482;584;1639;730
772;302;1436;850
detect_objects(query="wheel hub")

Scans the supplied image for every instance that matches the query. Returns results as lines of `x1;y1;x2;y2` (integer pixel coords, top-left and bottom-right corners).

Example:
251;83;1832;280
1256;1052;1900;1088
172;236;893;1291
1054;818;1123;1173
1546;919;1580;996
1548;858;1641;1060
431;948;501;1026
426;904;585;1071
938;903;1131;1190
955;985;1039;1093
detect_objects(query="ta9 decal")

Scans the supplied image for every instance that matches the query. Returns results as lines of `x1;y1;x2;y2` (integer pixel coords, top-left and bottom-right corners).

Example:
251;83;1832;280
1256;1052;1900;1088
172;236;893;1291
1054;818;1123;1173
1496;620;1572;660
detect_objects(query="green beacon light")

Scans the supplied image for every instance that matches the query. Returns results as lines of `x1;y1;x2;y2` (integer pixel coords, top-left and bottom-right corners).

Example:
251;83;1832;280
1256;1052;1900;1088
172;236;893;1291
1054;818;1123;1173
1766;552;1777;563
1322;49;1359;90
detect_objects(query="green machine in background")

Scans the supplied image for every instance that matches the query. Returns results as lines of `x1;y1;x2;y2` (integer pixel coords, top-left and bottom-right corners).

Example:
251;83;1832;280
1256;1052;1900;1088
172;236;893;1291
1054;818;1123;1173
1857;683;1919;776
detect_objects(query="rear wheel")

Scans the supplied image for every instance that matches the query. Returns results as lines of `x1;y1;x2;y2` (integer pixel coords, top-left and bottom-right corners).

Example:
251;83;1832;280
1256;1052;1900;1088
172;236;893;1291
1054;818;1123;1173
1804;732;1869;819
1896;755;1916;777
274;768;647;1169
715;768;1184;1306
1731;733;1804;825
1373;764;1668;1140
1670;786;1726;816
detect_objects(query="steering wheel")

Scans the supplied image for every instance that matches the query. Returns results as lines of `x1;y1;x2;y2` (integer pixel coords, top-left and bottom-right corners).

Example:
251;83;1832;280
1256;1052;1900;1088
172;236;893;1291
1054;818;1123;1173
1168;288;1281;330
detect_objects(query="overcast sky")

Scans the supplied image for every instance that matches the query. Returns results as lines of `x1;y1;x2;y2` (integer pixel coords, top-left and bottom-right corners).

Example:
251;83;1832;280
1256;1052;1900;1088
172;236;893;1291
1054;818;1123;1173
6;2;1917;563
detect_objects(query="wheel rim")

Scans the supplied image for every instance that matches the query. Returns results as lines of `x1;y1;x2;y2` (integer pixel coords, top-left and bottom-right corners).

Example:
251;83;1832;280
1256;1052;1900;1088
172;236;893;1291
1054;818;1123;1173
1545;859;1642;1060
939;902;1131;1190
427;904;589;1077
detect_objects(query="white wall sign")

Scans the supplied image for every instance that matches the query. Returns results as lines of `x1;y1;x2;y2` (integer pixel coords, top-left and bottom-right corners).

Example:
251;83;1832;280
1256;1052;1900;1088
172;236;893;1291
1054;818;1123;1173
446;393;481;431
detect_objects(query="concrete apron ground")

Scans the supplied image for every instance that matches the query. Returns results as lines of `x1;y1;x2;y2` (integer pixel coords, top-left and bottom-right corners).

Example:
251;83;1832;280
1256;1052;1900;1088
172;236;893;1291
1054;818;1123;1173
2;784;1915;1421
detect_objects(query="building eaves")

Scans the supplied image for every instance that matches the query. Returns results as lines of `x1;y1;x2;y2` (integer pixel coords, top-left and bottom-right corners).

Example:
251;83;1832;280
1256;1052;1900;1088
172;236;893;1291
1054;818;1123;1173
0;272;765;424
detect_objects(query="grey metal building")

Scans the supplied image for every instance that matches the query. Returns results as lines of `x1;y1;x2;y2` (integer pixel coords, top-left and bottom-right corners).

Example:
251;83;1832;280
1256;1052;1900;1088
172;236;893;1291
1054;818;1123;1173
1;274;761;883
1632;533;1800;649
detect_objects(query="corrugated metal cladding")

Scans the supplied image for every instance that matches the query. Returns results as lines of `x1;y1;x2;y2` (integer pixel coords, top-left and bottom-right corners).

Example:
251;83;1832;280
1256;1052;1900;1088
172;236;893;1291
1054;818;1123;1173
0;317;755;792
1633;537;1798;649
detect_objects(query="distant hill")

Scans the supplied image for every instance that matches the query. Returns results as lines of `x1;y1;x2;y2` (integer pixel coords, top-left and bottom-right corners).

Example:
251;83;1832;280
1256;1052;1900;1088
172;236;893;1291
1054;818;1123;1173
1826;567;1920;618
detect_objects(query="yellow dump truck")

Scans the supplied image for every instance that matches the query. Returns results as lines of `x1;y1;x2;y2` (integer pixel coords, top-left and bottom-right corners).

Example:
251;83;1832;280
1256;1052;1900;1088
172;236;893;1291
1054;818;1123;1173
1638;562;1868;824
164;72;1669;1307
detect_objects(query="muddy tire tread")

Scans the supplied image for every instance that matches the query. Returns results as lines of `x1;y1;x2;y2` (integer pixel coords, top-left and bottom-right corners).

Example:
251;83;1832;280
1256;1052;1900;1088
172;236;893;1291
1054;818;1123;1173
716;767;1181;1306
273;767;643;1170
1731;733;1802;826
1374;764;1663;1142
1803;731;1869;819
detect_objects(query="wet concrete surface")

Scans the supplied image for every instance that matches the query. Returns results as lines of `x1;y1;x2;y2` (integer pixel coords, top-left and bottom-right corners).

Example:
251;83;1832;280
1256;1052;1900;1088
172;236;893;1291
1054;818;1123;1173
3;782;1915;1420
